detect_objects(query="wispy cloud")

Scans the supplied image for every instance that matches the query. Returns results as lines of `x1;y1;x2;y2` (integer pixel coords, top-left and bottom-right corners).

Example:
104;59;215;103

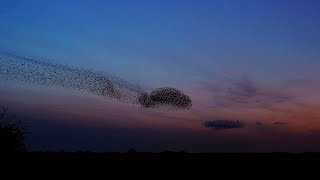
201;76;294;110
203;120;245;130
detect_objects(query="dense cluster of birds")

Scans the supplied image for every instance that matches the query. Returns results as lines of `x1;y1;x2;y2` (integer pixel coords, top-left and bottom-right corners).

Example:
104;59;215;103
139;87;192;110
0;53;192;110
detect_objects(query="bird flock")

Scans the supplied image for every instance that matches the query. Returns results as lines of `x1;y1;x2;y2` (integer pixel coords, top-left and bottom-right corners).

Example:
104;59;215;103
0;53;192;110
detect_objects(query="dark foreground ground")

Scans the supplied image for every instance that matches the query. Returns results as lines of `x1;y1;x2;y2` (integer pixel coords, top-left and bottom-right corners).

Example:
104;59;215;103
3;152;320;178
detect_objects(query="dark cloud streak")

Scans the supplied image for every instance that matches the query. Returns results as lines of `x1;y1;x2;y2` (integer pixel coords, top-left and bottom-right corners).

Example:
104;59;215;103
256;122;263;126
274;122;288;125
203;120;245;130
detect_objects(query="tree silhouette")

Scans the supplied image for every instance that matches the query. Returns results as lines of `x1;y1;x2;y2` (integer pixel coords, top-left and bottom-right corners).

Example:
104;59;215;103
0;105;27;153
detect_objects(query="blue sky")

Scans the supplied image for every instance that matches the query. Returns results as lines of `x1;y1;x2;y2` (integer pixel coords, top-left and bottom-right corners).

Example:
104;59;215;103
2;0;320;83
1;0;320;152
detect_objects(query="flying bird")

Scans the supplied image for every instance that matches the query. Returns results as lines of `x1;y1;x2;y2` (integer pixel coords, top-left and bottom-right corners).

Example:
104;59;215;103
0;53;192;110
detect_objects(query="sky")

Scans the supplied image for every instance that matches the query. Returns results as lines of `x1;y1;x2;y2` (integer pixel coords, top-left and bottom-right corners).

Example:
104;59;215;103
1;0;320;152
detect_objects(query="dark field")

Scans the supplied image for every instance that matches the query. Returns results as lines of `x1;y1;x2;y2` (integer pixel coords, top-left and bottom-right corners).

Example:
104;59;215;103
4;152;320;178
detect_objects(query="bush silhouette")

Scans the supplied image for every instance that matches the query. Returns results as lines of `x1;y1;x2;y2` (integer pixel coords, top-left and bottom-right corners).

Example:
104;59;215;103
0;105;27;153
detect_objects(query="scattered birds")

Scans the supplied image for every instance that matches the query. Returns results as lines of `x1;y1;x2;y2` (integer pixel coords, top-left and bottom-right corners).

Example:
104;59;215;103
0;53;192;110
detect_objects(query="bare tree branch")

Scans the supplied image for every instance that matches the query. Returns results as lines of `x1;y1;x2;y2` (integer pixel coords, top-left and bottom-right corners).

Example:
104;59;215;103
0;105;8;120
0;105;27;152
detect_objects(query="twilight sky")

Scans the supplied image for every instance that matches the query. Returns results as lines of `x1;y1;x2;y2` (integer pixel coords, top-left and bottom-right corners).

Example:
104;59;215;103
1;0;320;152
